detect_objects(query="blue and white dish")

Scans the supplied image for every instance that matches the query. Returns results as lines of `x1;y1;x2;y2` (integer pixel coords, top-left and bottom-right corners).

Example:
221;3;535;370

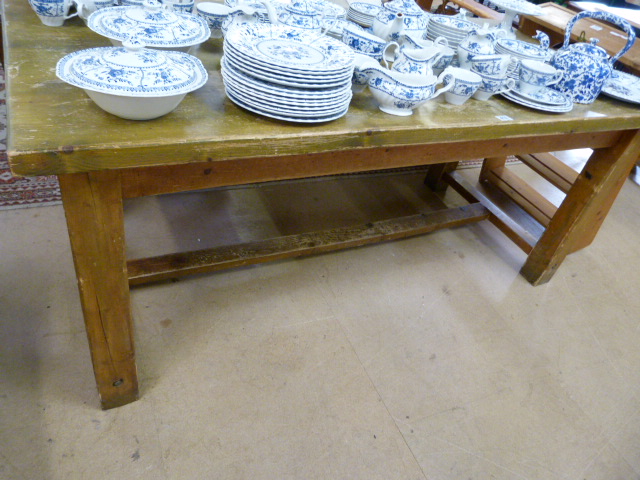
225;89;350;123
56;39;208;119
224;23;355;72
511;85;570;106
223;53;352;89
221;60;351;100
88;1;210;51
501;88;573;113
495;38;548;61
601;70;640;105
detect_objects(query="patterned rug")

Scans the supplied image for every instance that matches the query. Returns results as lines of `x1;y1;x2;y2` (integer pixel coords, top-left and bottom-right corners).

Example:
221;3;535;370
0;67;62;210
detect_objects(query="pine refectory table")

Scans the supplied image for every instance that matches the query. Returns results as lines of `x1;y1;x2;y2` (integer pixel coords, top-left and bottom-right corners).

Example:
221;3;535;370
5;0;640;409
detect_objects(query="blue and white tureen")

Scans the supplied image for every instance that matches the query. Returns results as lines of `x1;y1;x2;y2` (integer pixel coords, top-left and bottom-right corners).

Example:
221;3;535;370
56;38;208;120
87;0;210;52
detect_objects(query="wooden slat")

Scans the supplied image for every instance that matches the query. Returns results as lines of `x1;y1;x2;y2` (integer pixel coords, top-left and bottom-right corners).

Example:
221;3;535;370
127;204;489;285
517;153;579;193
446;170;542;253
482;166;558;227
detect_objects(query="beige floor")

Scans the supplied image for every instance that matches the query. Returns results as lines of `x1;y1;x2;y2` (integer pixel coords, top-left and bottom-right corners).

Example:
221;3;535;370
1;162;640;480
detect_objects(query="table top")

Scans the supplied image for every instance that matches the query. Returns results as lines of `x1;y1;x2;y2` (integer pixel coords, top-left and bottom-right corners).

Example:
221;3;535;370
4;0;640;177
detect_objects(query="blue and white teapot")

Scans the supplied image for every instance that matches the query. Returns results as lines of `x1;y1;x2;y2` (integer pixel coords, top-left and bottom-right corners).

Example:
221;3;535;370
551;10;635;104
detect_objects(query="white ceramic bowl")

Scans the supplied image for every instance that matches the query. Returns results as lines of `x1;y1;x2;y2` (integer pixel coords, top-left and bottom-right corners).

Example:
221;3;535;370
56;40;208;120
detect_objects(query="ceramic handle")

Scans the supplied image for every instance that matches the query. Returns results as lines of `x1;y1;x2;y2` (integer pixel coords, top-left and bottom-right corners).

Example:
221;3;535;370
563;10;635;65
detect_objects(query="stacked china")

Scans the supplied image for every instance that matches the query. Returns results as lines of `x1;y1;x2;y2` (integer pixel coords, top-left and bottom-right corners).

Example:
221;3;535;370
426;15;475;49
221;23;355;123
347;2;381;27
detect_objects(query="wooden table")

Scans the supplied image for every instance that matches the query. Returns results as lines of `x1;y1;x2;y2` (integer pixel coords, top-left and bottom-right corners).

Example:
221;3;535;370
519;2;640;75
5;0;640;409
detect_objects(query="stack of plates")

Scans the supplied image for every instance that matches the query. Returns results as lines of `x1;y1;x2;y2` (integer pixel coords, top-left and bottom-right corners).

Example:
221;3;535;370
501;85;573;113
426;15;475;48
222;23;355;123
347;2;381;27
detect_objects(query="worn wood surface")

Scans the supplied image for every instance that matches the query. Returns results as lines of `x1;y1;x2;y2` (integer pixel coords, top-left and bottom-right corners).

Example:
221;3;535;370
58;171;138;409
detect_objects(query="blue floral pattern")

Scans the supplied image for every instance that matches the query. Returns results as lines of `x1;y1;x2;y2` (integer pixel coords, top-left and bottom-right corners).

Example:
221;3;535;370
551;10;636;104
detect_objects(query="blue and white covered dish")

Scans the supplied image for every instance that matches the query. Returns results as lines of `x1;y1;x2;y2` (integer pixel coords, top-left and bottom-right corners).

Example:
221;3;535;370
56;38;208;120
87;0;210;51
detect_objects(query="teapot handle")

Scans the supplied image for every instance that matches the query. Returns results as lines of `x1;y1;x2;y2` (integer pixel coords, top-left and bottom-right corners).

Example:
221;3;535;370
563;10;635;65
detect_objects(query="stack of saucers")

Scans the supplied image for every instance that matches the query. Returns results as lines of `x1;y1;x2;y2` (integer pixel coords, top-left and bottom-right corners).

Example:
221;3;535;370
222;23;355;123
347;2;381;27
426;15;475;49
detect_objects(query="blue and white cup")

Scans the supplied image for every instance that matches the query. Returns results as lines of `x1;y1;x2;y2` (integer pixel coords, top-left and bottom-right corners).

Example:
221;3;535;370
473;74;516;101
196;2;231;38
120;0;145;5
342;24;398;62
76;0;115;21
439;67;482;105
162;0;195;13
470;54;512;78
518;59;562;95
28;0;77;26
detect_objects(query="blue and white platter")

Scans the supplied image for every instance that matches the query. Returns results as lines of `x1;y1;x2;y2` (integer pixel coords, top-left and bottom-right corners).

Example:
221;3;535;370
601;70;640;105
88;3;210;49
224;23;355;73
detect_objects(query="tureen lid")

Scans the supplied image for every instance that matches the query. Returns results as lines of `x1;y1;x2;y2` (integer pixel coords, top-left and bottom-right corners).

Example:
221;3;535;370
87;0;210;48
56;38;208;97
383;0;424;16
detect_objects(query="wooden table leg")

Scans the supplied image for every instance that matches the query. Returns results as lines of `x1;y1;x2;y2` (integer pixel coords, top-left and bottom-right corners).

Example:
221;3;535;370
59;170;138;409
521;130;640;285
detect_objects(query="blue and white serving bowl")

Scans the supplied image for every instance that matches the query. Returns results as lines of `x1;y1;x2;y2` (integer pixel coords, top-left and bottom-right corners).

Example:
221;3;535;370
56;39;208;120
87;0;210;52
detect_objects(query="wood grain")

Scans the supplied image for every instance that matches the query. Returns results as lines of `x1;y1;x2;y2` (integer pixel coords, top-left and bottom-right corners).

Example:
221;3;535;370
59;171;138;409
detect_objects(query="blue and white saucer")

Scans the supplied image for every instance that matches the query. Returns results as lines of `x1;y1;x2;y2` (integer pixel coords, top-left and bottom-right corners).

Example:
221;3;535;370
602;70;640;105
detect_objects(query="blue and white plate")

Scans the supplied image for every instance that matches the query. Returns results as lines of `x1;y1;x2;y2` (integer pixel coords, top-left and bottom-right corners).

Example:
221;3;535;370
510;85;569;106
601;70;640;105
501;88;573;112
221;60;351;99
223;54;352;88
225;89;350;123
224;23;355;73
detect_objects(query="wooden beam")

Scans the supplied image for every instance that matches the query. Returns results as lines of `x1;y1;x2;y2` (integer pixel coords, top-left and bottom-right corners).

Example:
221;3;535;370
521;130;640;285
517;153;579;193
127;204;489;285
446;170;542;253
482;165;558;227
